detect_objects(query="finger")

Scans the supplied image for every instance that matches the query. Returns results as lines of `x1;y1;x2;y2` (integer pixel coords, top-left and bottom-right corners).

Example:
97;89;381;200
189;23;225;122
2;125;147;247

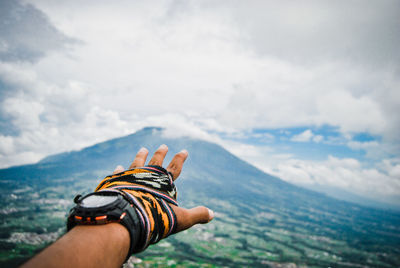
170;205;214;232
113;165;124;174
129;147;149;169
147;144;168;166
167;150;188;180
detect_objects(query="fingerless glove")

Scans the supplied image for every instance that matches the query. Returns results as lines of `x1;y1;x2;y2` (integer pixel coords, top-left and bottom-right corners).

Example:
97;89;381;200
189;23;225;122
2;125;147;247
94;165;178;252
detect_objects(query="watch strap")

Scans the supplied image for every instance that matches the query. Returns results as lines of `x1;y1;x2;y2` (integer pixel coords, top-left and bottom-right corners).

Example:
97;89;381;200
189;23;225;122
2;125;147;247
66;191;143;261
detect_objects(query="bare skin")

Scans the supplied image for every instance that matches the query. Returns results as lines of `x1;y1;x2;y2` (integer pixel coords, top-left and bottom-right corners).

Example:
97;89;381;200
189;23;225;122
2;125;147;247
22;145;214;268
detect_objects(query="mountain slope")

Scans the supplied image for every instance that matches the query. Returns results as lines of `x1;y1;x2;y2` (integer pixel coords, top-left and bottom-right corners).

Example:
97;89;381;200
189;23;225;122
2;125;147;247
1;127;399;267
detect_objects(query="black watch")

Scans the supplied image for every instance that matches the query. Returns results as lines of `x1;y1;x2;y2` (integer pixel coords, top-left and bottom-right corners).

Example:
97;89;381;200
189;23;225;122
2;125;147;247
67;190;143;261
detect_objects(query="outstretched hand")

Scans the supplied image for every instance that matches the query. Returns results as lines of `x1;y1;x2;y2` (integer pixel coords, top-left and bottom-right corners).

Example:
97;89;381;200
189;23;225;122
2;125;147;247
22;144;214;268
112;144;214;233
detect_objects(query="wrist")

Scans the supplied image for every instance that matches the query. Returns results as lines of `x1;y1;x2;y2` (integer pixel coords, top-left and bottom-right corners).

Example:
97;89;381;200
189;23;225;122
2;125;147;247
72;224;131;266
67;191;143;261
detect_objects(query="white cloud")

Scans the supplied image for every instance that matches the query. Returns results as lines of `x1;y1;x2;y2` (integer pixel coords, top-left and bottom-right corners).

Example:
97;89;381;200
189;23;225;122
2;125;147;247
5;1;396;145
0;0;399;204
150;114;220;143
220;142;273;163
244;153;400;205
0;135;14;155
313;135;323;143
291;129;314;142
290;129;323;143
315;90;387;135
218;0;400;69
218;140;400;205
347;140;379;151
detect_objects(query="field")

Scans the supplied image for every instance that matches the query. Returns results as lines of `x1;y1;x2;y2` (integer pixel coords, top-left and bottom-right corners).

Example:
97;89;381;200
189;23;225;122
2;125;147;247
1;177;399;268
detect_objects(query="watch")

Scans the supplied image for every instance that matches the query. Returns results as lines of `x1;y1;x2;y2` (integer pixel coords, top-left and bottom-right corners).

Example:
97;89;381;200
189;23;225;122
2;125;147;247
67;190;143;260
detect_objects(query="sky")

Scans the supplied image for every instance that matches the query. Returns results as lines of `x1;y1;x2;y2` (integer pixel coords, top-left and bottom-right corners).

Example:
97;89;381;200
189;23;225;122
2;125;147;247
0;0;399;205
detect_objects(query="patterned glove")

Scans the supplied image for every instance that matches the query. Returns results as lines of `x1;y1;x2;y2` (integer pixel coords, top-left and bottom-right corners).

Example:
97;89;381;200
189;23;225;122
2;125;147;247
94;165;178;252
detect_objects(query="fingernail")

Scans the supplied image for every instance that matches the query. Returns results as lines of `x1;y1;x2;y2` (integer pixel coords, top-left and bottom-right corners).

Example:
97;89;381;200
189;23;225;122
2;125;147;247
114;165;124;173
159;144;168;150
138;147;148;153
208;208;214;221
180;149;188;156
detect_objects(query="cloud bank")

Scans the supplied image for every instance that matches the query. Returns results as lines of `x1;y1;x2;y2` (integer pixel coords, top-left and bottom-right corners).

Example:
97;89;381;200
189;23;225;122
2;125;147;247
0;0;399;204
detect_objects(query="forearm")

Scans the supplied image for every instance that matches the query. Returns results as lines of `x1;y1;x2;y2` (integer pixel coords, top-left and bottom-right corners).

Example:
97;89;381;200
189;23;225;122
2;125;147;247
21;223;130;268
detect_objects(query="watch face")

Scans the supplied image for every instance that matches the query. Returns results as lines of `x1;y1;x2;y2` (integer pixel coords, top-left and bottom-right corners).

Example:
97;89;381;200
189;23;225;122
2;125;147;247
80;194;118;208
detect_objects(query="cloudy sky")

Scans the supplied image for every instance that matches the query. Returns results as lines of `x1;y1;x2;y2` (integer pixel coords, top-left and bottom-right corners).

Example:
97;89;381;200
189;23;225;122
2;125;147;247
1;0;399;205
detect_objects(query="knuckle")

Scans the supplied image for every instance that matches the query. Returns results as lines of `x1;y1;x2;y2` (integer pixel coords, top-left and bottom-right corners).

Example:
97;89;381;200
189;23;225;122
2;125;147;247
169;163;178;171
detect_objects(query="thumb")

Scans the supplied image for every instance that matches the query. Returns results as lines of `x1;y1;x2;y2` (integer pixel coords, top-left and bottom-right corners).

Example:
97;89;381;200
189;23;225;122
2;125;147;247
170;205;214;232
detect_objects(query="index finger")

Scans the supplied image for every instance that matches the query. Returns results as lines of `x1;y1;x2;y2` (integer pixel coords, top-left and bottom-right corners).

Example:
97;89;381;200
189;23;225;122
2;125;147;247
166;150;188;180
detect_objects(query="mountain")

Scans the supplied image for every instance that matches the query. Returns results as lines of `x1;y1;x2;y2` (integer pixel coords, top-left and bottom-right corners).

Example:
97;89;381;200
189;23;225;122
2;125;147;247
1;127;399;267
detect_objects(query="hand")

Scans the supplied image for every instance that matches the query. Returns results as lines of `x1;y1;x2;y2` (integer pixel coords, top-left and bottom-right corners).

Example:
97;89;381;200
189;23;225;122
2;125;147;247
22;145;212;268
112;144;214;234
